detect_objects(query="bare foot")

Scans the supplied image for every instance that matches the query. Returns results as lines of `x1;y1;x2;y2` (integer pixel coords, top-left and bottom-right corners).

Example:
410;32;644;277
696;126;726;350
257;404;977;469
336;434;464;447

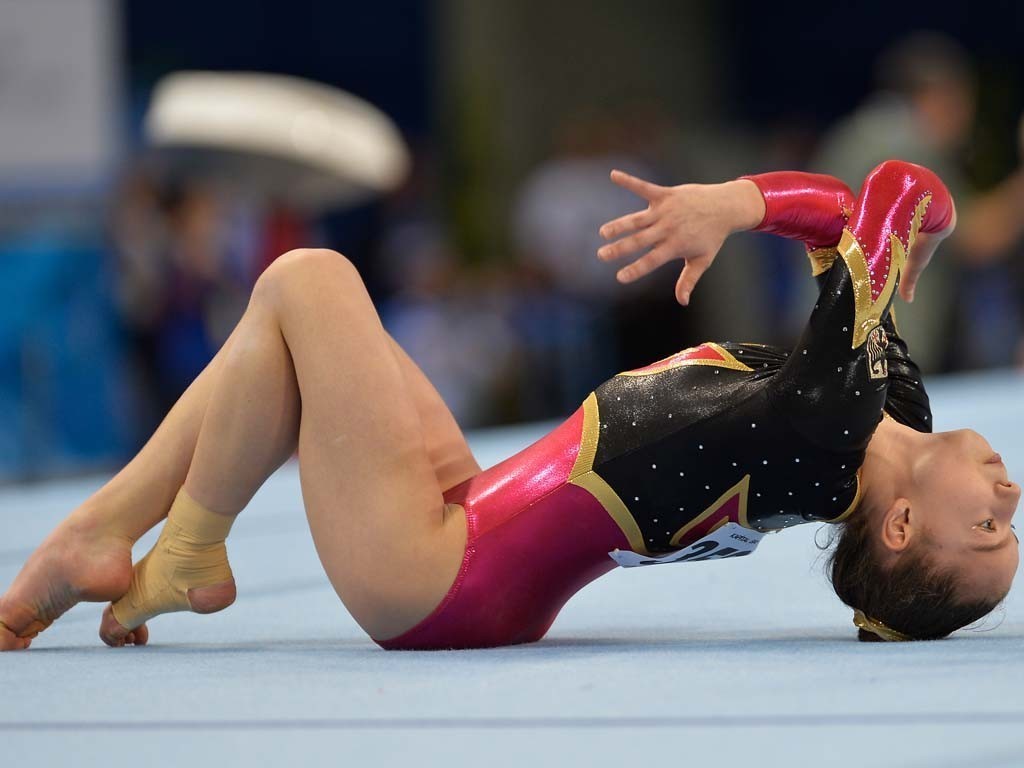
0;514;135;651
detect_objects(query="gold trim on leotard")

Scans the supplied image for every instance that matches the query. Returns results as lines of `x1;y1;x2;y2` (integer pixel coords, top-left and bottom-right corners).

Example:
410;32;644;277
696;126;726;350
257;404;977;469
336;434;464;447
668;474;752;547
839;195;930;349
807;247;838;276
829;466;864;524
570;392;601;480
906;193;932;253
616;341;754;378
573;471;649;555
569;393;649;555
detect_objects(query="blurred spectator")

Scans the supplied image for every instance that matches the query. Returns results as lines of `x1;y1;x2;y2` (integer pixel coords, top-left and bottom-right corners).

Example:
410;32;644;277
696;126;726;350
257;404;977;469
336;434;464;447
814;31;1024;372
813;32;974;372
0;215;133;480
376;148;521;427
377;218;521;428
747;116;823;346
111;166;313;430
511;109;699;418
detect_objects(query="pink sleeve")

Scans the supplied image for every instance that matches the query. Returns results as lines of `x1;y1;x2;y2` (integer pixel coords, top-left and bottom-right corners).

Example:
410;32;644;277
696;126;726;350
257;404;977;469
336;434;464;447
847;159;954;257
740;171;855;251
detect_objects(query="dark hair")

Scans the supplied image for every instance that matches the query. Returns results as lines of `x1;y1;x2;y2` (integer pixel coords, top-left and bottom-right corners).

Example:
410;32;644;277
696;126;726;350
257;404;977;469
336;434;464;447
826;501;1003;642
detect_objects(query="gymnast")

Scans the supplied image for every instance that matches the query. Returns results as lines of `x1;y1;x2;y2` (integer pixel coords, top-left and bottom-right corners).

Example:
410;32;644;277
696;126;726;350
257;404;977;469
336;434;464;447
0;159;1018;651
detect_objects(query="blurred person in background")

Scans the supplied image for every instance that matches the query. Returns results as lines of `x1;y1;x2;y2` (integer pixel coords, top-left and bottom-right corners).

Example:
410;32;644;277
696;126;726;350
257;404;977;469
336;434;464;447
512;108;696;420
952;115;1024;369
374;146;520;428
815;31;1024;372
0;209;131;480
741;116;823;346
377;224;520;428
112;166;314;433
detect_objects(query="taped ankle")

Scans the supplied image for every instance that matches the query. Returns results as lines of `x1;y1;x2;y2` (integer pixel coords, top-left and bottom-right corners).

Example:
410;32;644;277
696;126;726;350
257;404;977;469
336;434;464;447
111;488;235;630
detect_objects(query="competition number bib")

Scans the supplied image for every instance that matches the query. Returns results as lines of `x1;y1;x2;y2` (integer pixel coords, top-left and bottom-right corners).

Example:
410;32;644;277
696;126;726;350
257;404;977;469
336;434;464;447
609;523;764;568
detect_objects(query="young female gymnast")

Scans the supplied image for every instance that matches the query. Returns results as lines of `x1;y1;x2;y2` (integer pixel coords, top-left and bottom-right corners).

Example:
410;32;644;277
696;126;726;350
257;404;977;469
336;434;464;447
0;160;1018;651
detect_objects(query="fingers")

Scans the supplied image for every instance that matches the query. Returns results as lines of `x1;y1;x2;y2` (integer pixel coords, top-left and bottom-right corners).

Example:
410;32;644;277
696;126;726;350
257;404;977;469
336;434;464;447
615;244;675;284
675;258;711;305
610;169;666;202
598;226;663;262
599;208;654;241
899;277;917;303
900;235;939;303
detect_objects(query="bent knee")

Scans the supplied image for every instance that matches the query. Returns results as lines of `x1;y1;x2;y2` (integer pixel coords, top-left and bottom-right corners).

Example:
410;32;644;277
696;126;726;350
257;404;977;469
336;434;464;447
253;248;363;307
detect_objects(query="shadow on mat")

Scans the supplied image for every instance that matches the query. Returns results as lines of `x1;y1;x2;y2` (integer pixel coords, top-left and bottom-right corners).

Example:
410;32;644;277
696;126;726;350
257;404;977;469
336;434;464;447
531;627;1024;654
25;637;374;654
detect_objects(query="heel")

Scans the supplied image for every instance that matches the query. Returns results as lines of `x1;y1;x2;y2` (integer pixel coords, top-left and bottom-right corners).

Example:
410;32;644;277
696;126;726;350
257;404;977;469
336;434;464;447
187;580;237;614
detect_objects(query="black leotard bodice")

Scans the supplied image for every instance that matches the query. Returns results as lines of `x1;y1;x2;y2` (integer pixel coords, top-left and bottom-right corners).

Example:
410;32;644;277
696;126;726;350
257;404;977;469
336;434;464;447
592;310;928;551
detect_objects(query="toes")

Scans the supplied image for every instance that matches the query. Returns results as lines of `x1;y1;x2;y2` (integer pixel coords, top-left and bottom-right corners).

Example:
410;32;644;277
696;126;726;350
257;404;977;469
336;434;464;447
0;622;31;651
123;623;149;647
0;634;29;651
99;604;136;647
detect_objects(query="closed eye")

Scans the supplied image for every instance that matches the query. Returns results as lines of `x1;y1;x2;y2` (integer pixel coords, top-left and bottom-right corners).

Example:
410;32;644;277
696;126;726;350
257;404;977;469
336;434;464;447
973;520;1014;552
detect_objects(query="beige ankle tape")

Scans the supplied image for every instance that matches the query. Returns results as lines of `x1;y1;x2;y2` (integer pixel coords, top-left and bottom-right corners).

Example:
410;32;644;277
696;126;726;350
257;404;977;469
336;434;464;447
168;488;236;543
111;488;236;631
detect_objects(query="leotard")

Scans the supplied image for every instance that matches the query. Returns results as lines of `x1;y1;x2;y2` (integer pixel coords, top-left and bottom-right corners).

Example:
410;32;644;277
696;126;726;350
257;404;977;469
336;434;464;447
377;159;953;650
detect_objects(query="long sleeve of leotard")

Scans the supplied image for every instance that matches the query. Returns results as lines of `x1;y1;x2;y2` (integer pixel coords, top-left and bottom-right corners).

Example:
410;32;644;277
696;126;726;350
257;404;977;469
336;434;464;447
743;169;935;434
741;170;854;252
757;160;952;451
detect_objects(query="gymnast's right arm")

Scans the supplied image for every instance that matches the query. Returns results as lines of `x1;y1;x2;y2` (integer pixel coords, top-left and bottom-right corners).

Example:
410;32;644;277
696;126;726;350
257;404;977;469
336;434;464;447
741;169;936;434
751;161;954;451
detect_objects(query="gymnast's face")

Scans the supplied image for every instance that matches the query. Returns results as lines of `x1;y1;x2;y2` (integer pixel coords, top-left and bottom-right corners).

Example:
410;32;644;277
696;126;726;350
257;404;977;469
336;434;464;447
902;429;1020;599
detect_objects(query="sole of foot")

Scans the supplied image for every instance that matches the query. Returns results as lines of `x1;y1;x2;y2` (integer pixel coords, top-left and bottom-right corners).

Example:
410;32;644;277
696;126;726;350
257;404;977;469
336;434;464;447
0;516;134;651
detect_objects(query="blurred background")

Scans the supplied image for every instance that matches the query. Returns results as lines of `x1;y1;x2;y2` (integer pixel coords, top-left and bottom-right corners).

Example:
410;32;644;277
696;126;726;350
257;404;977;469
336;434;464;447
3;0;1024;482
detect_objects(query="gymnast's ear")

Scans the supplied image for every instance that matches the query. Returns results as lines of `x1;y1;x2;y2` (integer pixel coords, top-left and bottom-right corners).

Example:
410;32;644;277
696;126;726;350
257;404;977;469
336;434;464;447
879;499;914;553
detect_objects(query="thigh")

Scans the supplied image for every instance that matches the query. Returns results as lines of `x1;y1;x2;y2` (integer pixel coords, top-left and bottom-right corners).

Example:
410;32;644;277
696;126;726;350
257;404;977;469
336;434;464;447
264;250;469;638
384;333;481;492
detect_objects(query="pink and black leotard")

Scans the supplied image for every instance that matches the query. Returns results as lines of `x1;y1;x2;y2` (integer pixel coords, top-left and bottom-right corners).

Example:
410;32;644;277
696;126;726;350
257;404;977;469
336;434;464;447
376;160;954;651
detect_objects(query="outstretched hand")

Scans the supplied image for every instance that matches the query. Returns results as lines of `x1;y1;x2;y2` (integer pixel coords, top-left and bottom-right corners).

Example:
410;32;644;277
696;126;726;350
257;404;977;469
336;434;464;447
597;170;764;305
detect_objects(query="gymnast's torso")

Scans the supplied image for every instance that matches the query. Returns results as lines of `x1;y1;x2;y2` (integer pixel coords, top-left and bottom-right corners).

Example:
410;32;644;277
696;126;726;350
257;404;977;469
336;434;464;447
377;160;949;651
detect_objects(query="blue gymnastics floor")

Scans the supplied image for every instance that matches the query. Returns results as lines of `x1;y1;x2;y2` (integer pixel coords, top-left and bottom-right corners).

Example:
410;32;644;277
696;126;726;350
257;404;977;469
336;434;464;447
2;370;1023;768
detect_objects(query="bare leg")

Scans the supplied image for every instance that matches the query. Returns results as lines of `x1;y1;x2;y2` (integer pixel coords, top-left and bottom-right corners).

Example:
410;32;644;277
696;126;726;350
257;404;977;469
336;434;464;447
261;252;474;639
102;249;473;643
79;332;242;540
1;248;479;650
96;285;305;643
0;335;245;649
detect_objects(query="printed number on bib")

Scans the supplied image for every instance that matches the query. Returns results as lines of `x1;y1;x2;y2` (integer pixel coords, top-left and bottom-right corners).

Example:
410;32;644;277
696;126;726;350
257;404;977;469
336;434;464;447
609;523;764;568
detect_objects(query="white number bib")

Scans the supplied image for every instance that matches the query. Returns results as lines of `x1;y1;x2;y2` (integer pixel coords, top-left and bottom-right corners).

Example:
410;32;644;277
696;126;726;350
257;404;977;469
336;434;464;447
609;523;764;568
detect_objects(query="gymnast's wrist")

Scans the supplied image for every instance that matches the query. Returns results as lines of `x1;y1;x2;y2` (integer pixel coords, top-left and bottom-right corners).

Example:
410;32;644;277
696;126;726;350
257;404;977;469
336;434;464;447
718;179;767;234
